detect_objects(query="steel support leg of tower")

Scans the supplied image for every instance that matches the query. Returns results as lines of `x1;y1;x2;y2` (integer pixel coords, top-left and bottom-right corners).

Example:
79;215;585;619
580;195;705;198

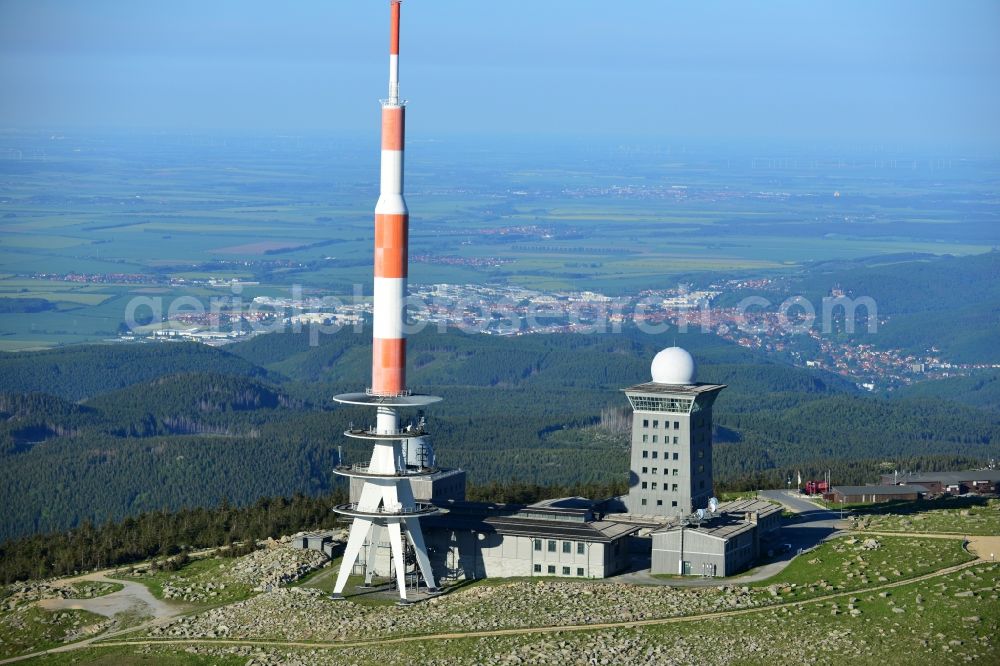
363;523;383;586
386;520;408;601
332;516;372;597
404;518;438;592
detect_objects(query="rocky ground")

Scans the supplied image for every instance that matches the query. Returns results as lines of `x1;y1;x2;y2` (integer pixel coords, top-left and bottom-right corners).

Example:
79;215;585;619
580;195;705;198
850;499;1000;536
148;579;765;642
146;535;970;644
2;580;64;612
122;542;330;604
225;543;329;592
137;537;980;652
131;564;1000;665
0;580;120;612
0;605;110;659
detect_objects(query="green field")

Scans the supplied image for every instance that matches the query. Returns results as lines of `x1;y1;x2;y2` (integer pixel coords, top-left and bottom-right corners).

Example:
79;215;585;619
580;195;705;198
850;498;1000;536
1;131;996;349
0;606;105;660
748;534;973;601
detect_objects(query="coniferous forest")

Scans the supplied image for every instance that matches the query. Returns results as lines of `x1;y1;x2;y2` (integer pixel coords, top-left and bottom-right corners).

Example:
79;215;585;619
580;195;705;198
1;325;997;557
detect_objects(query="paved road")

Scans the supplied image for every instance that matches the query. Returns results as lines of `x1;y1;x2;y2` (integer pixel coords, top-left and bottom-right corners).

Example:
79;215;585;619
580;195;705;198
759;489;846;557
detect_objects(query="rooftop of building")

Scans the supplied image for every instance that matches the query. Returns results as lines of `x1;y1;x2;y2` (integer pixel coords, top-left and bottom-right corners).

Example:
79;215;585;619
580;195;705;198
831;484;930;495
622;381;727;395
292;530;339;539
652;512;757;540
425;498;642;543
528;496;600;511
649;499;781;540
717;498;783;518
883;469;1000;484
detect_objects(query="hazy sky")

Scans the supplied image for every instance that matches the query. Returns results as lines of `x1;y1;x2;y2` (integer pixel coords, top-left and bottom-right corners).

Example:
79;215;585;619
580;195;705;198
1;0;998;148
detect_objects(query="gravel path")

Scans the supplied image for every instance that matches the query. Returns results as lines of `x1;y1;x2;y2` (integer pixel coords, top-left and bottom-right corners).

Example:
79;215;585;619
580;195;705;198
37;573;176;620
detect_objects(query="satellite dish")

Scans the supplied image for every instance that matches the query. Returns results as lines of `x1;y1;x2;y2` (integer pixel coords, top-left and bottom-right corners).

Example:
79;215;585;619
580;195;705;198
708;497;719;513
696;509;706;521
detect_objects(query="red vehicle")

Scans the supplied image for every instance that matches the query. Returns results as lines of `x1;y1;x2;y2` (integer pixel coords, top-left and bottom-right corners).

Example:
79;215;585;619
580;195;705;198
803;480;829;496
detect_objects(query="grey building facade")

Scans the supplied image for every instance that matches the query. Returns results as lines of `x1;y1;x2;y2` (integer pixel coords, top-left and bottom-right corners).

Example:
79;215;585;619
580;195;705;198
650;499;782;577
622;382;725;517
350;497;639;581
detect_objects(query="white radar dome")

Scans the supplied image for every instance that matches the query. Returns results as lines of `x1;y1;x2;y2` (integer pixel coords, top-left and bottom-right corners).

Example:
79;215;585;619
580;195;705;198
650;347;696;385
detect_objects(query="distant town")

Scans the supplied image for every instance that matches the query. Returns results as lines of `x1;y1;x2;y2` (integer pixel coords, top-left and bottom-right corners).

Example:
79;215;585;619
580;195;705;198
16;269;986;392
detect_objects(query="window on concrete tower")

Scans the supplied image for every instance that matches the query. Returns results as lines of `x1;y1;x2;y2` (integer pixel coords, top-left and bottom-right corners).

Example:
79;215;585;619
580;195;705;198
673;452;679;460
641;498;647;506
548;565;555;574
652;435;658;443
653;420;659;428
534;564;541;573
534;539;541;551
562;566;570;575
577;542;585;554
563;541;571;554
642;434;648;443
674;421;680;429
643;419;649;428
642;450;648;458
641;482;647;489
548;540;556;552
577;567;584;576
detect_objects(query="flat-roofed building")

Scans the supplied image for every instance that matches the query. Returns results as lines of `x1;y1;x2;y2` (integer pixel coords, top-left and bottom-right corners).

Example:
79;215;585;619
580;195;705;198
350;497;640;581
828;484;928;504
879;470;1000;495
649;498;782;577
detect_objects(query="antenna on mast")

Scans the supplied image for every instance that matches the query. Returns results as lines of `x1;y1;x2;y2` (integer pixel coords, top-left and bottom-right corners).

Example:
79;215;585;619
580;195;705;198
388;0;402;104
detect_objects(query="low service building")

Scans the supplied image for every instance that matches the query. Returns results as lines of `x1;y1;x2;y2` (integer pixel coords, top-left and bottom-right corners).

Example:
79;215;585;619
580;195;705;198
879;470;1000;495
650;498;781;577
828;485;928;504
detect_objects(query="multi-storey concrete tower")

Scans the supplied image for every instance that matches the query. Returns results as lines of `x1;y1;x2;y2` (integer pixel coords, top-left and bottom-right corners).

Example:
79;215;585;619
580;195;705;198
330;0;442;604
622;347;726;517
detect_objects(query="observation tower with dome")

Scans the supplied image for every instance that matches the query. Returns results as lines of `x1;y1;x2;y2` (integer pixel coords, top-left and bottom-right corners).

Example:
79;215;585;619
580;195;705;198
621;347;726;517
